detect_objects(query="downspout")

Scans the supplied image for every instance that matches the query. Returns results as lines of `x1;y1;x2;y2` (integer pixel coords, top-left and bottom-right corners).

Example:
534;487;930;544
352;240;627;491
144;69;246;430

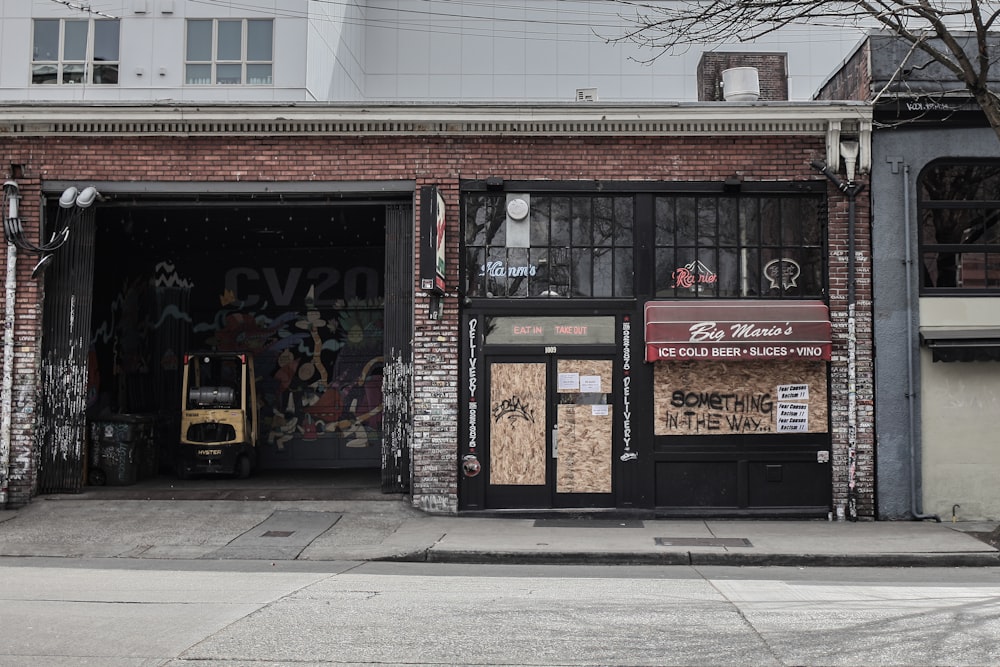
811;159;863;521
1;241;14;507
846;184;860;522
902;162;940;522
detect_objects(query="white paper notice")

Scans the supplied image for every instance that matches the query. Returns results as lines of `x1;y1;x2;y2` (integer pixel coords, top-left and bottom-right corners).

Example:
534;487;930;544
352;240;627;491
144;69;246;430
776;402;809;432
558;372;580;391
778;384;809;400
592;404;610;416
580;375;602;393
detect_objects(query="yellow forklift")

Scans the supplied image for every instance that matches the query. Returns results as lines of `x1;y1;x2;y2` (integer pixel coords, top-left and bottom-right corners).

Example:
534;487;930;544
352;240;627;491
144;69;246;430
177;351;258;479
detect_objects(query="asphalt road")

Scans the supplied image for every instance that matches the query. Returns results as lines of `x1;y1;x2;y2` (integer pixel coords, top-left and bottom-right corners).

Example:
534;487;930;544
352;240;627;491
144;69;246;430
2;559;999;666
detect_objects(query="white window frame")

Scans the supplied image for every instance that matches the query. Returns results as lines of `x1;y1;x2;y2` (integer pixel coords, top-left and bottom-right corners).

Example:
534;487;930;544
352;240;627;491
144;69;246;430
185;19;273;86
31;18;120;85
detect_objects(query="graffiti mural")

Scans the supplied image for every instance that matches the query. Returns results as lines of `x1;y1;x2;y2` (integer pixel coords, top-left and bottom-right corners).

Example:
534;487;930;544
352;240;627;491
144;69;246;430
90;239;386;469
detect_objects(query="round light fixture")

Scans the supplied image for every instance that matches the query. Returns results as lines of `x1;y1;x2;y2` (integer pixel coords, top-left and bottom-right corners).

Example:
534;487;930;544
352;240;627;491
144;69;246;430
59;187;78;209
506;197;529;221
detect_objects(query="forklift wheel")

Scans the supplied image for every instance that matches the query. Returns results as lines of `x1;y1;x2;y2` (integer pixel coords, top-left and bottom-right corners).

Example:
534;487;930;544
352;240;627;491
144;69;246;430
236;455;251;480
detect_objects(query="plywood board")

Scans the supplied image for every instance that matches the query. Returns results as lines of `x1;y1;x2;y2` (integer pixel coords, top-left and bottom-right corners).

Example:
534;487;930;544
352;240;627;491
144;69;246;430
556;359;613;493
557;359;612;394
489;362;546;485
556;403;613;493
653;360;828;435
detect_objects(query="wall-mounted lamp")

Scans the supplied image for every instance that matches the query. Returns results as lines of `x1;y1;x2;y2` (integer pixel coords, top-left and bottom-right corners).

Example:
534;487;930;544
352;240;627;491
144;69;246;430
3;182;100;256
59;186;78;208
75;186;99;208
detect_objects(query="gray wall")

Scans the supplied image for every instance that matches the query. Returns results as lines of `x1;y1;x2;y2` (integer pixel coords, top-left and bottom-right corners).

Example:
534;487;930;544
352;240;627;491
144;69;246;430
871;125;1000;519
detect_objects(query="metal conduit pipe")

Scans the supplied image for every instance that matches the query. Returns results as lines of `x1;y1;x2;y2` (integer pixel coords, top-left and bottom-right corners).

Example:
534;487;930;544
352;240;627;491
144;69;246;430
1;241;14;507
902;162;940;522
811;159;863;521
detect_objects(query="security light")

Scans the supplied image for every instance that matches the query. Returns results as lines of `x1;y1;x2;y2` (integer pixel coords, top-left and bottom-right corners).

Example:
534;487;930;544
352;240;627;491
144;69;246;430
75;186;98;208
59;187;79;208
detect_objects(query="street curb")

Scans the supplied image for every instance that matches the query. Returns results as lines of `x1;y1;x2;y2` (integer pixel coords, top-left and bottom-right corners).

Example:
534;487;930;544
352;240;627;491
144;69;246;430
402;550;1000;567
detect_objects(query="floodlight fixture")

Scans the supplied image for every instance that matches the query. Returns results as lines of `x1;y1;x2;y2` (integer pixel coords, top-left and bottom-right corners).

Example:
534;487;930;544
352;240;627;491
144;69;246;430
59;187;79;208
75;186;98;208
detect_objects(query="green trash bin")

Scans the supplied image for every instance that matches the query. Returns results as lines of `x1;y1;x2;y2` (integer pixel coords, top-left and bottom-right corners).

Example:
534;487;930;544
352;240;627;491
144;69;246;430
87;414;155;486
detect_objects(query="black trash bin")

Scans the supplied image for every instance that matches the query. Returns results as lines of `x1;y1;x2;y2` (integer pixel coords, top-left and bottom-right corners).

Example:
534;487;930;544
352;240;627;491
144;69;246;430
87;414;156;486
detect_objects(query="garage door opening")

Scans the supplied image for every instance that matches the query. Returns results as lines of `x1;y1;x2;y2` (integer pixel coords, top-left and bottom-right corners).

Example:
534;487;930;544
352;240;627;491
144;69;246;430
38;191;413;496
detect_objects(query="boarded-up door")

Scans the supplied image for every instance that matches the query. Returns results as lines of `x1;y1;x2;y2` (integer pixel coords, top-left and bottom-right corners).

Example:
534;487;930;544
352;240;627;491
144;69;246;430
486;356;613;508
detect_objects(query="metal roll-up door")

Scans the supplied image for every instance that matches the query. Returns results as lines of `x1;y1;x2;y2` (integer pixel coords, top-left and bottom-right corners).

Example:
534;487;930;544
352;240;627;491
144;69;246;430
38;204;98;494
381;203;413;493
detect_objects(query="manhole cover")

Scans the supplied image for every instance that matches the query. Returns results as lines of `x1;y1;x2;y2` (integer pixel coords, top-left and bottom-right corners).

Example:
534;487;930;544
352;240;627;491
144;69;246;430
262;530;296;538
534;519;645;528
654;537;752;547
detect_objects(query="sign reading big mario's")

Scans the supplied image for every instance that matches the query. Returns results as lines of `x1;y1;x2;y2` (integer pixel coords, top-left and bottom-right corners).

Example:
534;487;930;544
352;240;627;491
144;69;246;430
644;301;832;362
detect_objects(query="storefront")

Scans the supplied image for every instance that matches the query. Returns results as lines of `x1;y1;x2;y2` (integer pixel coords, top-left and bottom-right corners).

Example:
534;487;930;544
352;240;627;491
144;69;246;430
1;102;871;516
458;182;840;515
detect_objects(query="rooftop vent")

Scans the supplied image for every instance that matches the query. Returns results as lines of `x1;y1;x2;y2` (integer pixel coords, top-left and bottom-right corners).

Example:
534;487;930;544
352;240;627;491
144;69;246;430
576;87;598;102
721;67;761;102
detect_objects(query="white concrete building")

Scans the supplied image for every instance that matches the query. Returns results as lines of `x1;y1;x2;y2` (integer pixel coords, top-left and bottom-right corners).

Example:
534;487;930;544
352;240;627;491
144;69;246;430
0;0;864;103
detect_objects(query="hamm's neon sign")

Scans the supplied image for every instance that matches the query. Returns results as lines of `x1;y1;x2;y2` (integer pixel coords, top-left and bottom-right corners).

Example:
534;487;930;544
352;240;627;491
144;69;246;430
644;301;832;362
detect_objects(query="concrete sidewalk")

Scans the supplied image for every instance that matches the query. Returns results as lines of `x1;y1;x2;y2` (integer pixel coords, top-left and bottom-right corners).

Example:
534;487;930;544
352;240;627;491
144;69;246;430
1;494;998;567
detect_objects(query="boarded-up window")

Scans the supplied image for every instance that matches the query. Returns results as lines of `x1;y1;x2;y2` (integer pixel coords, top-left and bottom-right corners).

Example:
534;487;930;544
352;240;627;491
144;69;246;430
489;362;547;485
556;359;612;493
653;360;828;435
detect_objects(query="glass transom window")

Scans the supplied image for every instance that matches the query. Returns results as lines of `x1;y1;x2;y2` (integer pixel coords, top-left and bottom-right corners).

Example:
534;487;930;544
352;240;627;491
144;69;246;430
654;194;826;299
463;194;635;299
32;19;119;85
919;160;1000;292
185;19;273;85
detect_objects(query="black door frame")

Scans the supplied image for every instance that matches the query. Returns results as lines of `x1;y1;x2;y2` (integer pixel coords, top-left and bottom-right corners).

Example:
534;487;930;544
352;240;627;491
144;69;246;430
482;348;617;510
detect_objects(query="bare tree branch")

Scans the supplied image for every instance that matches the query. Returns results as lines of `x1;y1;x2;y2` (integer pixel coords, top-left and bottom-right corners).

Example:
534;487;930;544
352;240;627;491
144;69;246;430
604;1;1000;139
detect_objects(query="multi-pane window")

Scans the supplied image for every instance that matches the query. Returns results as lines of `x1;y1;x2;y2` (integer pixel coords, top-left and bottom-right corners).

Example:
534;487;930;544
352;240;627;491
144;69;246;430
32;19;119;84
654;195;825;299
463;194;634;298
185;19;273;85
919;160;1000;292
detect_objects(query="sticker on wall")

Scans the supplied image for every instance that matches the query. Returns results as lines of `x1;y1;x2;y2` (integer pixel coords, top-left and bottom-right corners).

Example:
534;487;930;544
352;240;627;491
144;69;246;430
778;383;809;400
764;258;801;291
776;402;809;432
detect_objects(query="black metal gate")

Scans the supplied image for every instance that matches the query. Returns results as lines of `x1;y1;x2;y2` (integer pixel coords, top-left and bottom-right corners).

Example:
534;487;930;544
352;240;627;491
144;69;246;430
38;202;98;494
381;203;412;493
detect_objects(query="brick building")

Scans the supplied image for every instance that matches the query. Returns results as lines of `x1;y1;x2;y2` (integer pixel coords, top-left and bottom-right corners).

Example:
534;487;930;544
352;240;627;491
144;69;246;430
0;1;875;517
0;102;874;517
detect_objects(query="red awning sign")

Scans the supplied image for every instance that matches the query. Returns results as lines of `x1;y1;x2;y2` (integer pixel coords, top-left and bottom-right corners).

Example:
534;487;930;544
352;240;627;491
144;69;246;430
644;301;832;362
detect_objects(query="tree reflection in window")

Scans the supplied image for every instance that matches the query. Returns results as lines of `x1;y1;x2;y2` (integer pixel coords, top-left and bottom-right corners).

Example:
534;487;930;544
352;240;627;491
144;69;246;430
462;194;634;299
653;194;825;299
919;161;1000;291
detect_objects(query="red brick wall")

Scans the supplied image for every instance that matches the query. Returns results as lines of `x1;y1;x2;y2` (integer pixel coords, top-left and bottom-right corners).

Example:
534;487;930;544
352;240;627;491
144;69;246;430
1;175;44;507
697;52;789;101
0;132;873;517
815;40;872;101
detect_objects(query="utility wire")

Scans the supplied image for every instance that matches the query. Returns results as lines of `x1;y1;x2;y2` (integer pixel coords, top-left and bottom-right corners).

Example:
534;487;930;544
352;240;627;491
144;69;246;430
48;0;117;19
185;0;854;44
